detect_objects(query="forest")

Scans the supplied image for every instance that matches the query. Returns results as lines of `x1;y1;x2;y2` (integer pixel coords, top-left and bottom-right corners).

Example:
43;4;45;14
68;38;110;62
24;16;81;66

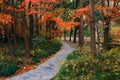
0;0;120;80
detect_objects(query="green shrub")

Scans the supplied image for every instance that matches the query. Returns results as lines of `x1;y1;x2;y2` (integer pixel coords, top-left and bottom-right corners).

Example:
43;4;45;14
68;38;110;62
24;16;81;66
0;63;19;76
31;48;47;58
31;48;48;64
51;38;62;51
0;53;4;62
32;36;46;49
32;57;40;64
52;38;62;46
4;43;25;56
52;49;120;80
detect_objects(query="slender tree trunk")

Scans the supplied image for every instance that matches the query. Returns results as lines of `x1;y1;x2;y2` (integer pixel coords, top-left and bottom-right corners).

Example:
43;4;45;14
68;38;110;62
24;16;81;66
29;14;34;49
103;23;110;50
107;0;110;7
69;28;73;41
10;0;17;47
22;13;30;58
2;0;12;51
4;26;12;50
79;0;84;47
96;25;101;51
73;26;78;43
64;30;67;40
103;0;110;50
46;21;49;37
89;0;97;56
49;21;52;38
35;14;39;35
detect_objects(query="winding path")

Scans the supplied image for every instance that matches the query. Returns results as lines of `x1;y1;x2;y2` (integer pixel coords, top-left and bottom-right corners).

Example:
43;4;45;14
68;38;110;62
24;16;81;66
6;41;75;80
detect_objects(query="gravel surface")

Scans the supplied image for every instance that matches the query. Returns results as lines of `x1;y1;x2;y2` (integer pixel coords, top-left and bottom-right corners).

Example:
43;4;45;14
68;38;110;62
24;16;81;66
6;41;75;80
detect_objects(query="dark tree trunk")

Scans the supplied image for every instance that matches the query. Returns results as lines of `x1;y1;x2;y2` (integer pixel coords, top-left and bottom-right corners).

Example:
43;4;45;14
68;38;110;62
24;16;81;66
22;13;30;58
73;26;79;43
64;30;67;40
35;14;39;36
79;0;84;47
103;23;110;50
4;26;12;50
103;0;110;50
107;0;110;7
89;0;97;56
49;21;52;38
46;21;49;37
29;14;34;49
69;28;73;41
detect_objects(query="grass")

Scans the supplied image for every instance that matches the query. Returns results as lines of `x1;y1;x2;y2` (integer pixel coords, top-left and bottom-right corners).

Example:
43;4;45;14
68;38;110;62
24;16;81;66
52;49;120;80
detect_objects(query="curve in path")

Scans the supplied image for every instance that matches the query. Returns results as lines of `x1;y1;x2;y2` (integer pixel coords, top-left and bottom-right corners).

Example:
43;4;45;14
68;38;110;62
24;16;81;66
6;41;75;80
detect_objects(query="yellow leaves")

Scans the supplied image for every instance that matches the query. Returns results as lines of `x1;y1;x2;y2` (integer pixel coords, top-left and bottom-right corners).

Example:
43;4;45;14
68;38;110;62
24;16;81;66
0;13;12;25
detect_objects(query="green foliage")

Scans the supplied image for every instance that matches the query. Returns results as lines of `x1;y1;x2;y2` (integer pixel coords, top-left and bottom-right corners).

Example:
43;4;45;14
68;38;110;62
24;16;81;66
51;38;62;51
4;42;25;56
32;36;46;49
0;53;4;62
31;48;47;64
62;2;75;9
63;10;70;21
0;63;19;76
94;10;104;21
52;49;120;80
67;50;81;60
52;38;62;47
84;28;90;37
31;48;47;59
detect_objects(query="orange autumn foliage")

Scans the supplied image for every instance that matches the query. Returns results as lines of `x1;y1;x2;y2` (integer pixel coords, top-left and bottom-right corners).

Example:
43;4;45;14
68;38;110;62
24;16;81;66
40;12;80;31
70;6;90;18
0;0;2;4
110;27;120;42
0;13;12;25
95;4;118;22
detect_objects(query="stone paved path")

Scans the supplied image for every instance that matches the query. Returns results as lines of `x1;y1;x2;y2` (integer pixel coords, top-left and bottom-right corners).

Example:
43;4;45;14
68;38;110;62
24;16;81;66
6;41;75;80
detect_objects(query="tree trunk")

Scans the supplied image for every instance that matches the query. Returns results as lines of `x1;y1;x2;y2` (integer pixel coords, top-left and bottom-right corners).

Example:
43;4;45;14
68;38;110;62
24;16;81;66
22;13;30;58
10;0;17;47
69;28;73;41
103;0;110;50
89;0;97;56
73;26;78;43
79;0;84;47
107;0;110;7
4;26;12;50
64;30;67;40
29;14;34;49
103;24;110;50
35;14;39;36
96;25;101;51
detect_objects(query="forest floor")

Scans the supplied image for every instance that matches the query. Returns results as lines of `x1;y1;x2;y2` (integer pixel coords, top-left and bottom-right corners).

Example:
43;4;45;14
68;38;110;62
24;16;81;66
5;41;75;80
